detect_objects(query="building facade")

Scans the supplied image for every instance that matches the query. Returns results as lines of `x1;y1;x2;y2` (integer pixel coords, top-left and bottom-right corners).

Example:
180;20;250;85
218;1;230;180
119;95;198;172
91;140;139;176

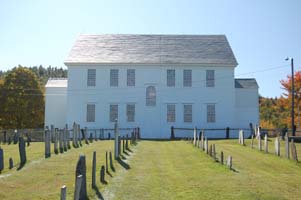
45;34;259;138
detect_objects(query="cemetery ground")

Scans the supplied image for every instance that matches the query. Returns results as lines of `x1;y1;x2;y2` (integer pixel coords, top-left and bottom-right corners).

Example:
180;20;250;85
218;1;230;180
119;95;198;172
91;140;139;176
0;139;301;199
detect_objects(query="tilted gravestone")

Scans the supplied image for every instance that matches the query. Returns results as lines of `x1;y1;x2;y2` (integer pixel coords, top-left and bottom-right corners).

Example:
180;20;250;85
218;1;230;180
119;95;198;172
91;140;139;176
92;151;96;188
264;134;268;153
44;127;51;158
275;137;280;156
18;137;27;166
9;157;13;169
227;155;232;170
0;148;3;173
100;165;105;183
291;139;298;162
285;134;290;159
75;155;87;200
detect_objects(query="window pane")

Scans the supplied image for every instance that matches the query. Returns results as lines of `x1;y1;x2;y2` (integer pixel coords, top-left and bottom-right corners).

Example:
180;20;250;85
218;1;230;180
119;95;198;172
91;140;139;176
146;86;156;106
86;104;95;122
126;104;135;122
207;104;216;123
110;69;119;87
87;69;96;86
206;70;215;87
183;69;192;87
110;104;118;122
167;69;175;87
127;69;135;86
167;104;176;122
184;104;192;123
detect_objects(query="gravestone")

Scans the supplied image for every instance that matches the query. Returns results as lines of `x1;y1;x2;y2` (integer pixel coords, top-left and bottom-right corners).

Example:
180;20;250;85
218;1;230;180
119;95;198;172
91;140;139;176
118;136;121;156
89;133;93;143
264;134;268;153
200;131;204;150
209;144;212;157
205;138;208;154
109;151;114;170
291;139;298;162
92;151;96;188
77;124;81;147
0;148;3;173
72;122;77;148
18;137;27;166
59;130;64;153
285;134;290;159
114;120;119;159
275;137;280;156
238;130;244;145
9;157;13;169
106;151;108;173
75;155;87;200
258;135;262;151
193;127;197;146
227;155;232;169
74;175;82;200
54;129;59;154
212;144;216;160
44;127;51;158
60;185;66;200
126;134;129;150
220;151;224;164
122;136;125;153
51;125;55;143
100;165;105;183
66;125;71;149
13;131;19;144
63;127;67;151
251;134;254;148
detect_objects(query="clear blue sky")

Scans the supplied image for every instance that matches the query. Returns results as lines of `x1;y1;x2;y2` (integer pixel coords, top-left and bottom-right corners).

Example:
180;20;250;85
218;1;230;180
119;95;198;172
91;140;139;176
0;0;300;97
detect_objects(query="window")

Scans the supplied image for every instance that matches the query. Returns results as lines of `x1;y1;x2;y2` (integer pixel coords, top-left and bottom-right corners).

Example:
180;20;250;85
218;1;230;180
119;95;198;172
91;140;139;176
110;104;118;122
126;104;135;122
167;104;176;122
146;86;156;106
110;69;119;87
207;104;216;123
183;69;192;87
184;104;192;123
86;104;95;122
206;70;215;87
87;69;96;86
127;69;135;86
167;69;175;87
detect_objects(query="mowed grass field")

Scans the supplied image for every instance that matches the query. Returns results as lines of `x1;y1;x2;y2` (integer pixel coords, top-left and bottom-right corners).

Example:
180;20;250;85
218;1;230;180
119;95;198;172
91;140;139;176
1;138;301;199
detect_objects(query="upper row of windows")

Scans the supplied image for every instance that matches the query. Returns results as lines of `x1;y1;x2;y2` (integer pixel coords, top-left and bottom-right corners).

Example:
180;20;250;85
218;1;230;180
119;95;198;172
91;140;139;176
87;69;215;88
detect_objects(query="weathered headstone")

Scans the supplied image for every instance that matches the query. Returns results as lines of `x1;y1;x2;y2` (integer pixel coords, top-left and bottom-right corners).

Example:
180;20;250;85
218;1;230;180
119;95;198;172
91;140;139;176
60;185;66;200
118;136;121;156
0;148;3;173
212;144;216;160
18;137;27;166
193;127;197;146
54;129;59;154
59;130;64;153
209;144;212;157
238;130;244;145
200;131;204;150
100;165;105;183
227;155;232;169
75;155;87;200
285;134;290;159
13;130;19;144
77;124;81;147
92;151;96;188
205;138;208;154
82;128;88;144
122;136;125;153
291;139;298;162
264;134;268;153
74;175;82;200
275;137;280;156
251;134;254;148
258;135;262;151
51;124;55;143
114;119;119;159
72;122;76;148
9;157;13;169
66;125;71;149
220;151;224;164
44;127;51;158
126;134;129;150
63;127;67;151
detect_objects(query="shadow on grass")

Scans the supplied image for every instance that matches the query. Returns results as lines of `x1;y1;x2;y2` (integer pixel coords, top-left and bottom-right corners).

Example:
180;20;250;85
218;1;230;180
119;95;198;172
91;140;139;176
92;186;104;200
126;148;133;153
116;157;130;170
123;151;130;156
110;163;115;172
17;163;25;171
106;171;113;177
120;154;127;160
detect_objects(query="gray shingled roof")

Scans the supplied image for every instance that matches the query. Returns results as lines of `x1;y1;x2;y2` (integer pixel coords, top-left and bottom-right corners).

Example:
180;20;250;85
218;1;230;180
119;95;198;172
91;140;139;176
235;79;258;89
65;34;238;65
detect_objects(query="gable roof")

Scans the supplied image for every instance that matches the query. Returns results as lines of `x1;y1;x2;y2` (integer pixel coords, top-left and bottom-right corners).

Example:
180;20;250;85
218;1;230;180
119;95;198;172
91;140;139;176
45;78;67;88
235;79;258;89
65;34;238;66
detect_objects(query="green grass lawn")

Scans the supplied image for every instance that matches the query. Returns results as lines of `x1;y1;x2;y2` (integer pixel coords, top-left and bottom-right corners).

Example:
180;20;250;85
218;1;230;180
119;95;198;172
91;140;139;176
0;139;301;199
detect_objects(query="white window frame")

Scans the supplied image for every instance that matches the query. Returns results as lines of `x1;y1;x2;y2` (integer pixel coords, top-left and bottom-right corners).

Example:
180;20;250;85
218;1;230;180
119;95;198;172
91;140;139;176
110;69;119;87
126;104;135;122
207;104;216;123
87;69;96;87
167;104;176;123
86;104;95;122
183;69;192;87
183;104;192;123
167;69;175;87
109;104;118;122
206;70;215;87
127;69;135;87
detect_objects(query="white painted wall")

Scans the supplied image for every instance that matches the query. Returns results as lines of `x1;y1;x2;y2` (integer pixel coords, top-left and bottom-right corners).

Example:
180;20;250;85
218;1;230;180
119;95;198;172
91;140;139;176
45;86;67;129
65;64;242;138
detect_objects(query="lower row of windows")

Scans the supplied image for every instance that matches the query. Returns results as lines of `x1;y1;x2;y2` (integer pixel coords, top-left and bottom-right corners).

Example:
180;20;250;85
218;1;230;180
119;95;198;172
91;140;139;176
86;104;216;123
